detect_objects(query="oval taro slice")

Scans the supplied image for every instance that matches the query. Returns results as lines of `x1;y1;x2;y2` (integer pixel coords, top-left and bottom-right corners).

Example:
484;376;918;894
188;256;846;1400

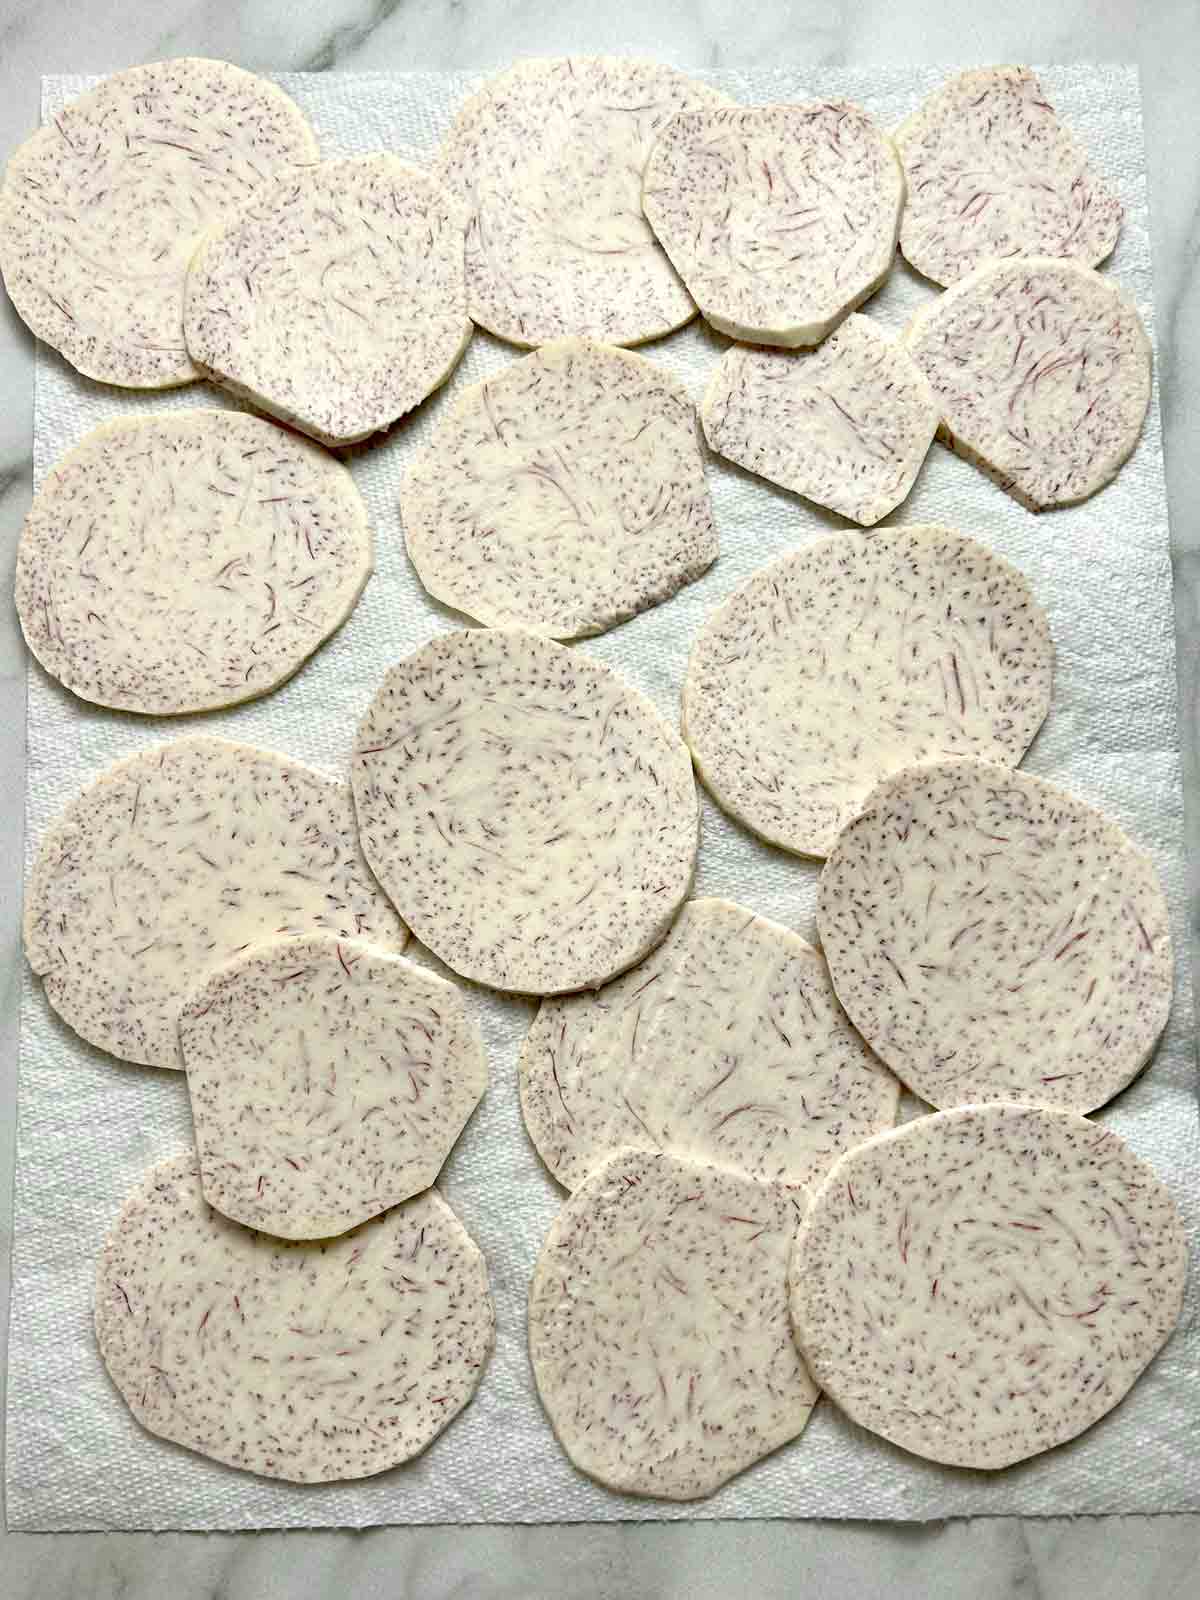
904;256;1151;510
185;155;472;446
402;338;717;639
816;759;1173;1113
642;100;905;347
0;58;318;388
352;628;698;995
700;314;939;527
529;1147;818;1500
895;67;1123;288
791;1105;1188;1470
682;525;1053;859
180;934;488;1239
16;410;372;715
429;57;733;347
95;1151;494;1481
24;736;406;1070
519;896;898;1192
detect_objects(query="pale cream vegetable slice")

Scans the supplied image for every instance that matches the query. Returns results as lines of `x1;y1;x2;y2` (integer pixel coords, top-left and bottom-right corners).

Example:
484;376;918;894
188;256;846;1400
95;1151;494;1482
24;736;406;1069
700;315;938;526
352;628;698;995
904;256;1151;510
683;526;1053;859
519;897;898;1192
185;155;471;446
429;57;732;347
402;338;717;639
180;934;487;1239
529;1147;818;1499
895;67;1123;287
642;102;904;347
791;1105;1188;1470
816;759;1173;1112
0;58;317;388
15;410;372;715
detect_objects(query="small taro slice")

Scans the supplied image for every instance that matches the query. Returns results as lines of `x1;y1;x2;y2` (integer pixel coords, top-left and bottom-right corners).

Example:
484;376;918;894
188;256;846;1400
16;410;372;715
683;526;1052;859
816;759;1172;1113
185;155;471;446
96;1151;493;1481
895;67;1123;287
700;315;939;526
402;338;717;639
642;102;904;347
904;257;1151;510
429;57;732;347
529;1148;817;1499
352;629;698;994
180;934;487;1238
0;59;317;388
24;736;405;1070
519;896;897;1192
791;1105;1188;1470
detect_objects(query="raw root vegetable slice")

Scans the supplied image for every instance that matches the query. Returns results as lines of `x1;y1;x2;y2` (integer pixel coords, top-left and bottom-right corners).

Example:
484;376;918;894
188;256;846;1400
683;526;1052;859
642;102;904;347
791;1105;1188;1470
185;155;471;446
895;67;1123;287
402;338;717;639
0;58;317;388
95;1152;494;1481
519;897;897;1192
816;759;1172;1113
352;629;698;995
904;257;1151;510
16;410;372;715
429;57;732;347
529;1148;818;1499
180;934;487;1238
700;315;938;526
24;736;405;1069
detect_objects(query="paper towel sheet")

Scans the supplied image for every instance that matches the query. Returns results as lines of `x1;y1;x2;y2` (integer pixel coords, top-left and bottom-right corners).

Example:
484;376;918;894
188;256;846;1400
6;65;1198;1531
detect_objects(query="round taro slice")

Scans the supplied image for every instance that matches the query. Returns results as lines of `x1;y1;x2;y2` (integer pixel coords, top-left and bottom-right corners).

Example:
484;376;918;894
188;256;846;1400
185;155;471;446
682;526;1053;859
95;1151;494;1482
816;759;1173;1113
895;67;1123;288
180;934;487;1239
790;1105;1188;1470
429;57;732;347
15;410;372;715
352;629;698;995
700;315;939;526
529;1148;818;1499
24;736;406;1070
519;897;898;1192
904;257;1151;510
642;102;904;347
402;338;717;639
0;58;318;388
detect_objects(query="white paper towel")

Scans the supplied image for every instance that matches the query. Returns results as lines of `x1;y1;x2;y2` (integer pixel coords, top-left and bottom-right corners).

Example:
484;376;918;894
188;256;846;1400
6;65;1198;1532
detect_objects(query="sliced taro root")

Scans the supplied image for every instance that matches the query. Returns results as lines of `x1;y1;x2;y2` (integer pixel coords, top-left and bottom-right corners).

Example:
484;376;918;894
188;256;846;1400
180;934;487;1238
791;1105;1188;1469
95;1151;493;1481
816;758;1172;1113
529;1147;818;1499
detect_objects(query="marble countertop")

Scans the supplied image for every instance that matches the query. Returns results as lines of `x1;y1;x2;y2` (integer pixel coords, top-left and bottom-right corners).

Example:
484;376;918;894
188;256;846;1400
1;2;1198;1595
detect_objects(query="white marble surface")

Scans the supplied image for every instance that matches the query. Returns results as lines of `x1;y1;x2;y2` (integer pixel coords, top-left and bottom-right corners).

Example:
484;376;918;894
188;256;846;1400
0;2;1197;1595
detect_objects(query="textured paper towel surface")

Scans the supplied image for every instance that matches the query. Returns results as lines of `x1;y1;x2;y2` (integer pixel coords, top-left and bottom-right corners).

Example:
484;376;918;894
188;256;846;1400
7;66;1198;1531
